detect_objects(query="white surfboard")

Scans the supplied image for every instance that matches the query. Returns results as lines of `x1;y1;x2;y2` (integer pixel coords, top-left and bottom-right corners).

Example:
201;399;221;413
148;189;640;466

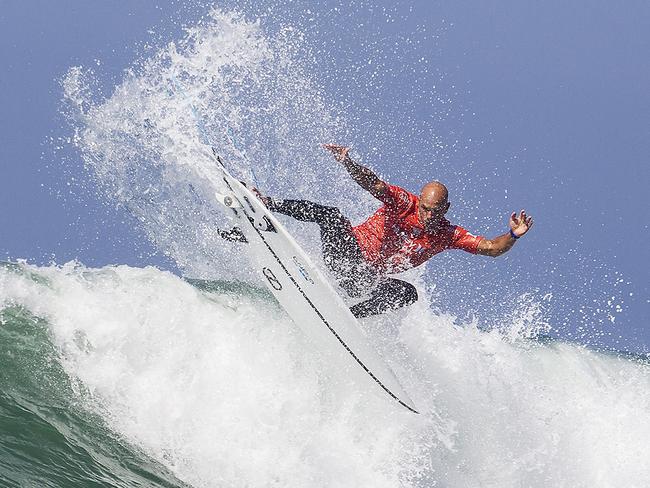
206;149;417;414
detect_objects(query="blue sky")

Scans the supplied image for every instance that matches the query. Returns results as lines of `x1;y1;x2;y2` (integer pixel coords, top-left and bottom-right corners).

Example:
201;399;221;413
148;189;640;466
1;1;648;352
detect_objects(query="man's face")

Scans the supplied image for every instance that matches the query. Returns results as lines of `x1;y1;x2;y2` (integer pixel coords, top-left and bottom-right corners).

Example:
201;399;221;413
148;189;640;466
418;193;449;229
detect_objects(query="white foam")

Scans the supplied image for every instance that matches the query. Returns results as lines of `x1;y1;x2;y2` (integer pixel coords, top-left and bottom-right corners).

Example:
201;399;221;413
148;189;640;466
2;262;649;487
47;7;650;486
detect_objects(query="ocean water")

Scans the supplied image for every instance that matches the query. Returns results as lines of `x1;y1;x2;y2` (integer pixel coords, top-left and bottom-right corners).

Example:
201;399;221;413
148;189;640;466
4;6;643;487
1;261;649;487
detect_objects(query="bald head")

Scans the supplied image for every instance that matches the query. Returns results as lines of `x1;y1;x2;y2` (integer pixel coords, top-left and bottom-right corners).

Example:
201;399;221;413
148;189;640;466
418;181;450;229
420;181;448;204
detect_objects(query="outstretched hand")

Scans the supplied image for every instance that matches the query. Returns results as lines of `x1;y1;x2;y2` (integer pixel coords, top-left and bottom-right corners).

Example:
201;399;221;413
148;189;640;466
322;143;351;162
509;210;533;238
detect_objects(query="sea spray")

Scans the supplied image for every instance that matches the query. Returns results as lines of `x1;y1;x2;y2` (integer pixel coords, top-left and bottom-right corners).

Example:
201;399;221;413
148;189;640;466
47;6;650;487
61;9;367;280
2;261;650;487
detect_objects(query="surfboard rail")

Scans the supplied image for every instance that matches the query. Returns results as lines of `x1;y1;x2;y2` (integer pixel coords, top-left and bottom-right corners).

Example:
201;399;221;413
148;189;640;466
210;151;418;414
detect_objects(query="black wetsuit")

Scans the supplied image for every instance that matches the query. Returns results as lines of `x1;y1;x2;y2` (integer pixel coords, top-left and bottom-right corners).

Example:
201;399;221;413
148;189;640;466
221;199;417;318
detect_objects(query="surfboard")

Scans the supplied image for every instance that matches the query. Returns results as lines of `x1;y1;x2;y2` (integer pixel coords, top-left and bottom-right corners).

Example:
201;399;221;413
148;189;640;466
207;150;418;414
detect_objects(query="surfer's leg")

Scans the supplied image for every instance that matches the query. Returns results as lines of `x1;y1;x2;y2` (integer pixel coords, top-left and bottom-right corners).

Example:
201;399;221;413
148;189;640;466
268;200;361;267
312;208;369;282
266;199;338;224
267;198;374;294
349;278;418;318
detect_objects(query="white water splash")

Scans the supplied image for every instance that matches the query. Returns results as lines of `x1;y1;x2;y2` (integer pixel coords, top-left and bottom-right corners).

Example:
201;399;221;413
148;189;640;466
2;262;649;487
62;9;368;279
49;7;650;487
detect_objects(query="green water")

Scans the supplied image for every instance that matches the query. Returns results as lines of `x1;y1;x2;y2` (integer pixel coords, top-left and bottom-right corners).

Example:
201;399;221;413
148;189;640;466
3;261;649;487
0;306;189;488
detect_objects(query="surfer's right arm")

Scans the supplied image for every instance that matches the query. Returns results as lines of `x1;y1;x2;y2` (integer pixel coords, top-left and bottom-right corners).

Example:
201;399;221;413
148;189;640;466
322;144;387;198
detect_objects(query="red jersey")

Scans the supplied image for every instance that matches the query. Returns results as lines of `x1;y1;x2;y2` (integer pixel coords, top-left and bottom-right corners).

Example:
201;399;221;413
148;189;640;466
351;184;484;273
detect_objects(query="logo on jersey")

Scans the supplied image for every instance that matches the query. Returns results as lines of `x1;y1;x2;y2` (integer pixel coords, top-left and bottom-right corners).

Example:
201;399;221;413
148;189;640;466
398;190;410;206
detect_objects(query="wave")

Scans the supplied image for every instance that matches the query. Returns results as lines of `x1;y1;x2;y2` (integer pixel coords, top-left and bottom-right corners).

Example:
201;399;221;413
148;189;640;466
42;6;650;486
1;261;649;487
0;263;190;488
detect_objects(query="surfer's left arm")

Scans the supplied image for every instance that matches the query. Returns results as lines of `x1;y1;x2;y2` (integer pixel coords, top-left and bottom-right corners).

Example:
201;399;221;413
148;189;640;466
322;144;387;198
476;210;533;257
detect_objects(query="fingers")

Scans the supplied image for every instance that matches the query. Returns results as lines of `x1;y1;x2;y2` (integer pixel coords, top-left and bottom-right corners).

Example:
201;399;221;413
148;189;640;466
510;210;534;232
322;143;351;162
513;210;530;221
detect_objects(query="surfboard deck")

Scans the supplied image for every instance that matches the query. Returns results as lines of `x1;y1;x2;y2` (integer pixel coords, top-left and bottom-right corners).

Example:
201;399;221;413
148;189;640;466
209;150;418;414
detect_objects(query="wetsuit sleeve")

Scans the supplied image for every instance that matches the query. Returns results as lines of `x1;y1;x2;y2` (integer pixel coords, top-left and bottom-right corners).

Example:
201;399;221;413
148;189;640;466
378;184;414;214
450;225;483;254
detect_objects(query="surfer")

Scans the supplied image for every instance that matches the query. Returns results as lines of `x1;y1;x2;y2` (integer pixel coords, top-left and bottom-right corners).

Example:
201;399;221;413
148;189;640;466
226;144;533;317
